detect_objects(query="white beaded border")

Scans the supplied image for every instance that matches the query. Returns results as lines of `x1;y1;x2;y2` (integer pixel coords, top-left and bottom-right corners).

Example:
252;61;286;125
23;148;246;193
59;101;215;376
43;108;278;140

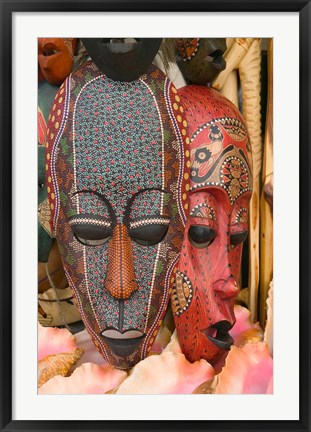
69;217;111;228
129;218;170;229
235;207;249;223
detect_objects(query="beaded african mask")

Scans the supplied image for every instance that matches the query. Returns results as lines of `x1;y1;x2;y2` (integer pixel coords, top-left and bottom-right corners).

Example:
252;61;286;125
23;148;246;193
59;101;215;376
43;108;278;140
45;61;189;369
171;86;252;364
38;38;76;85
175;38;227;85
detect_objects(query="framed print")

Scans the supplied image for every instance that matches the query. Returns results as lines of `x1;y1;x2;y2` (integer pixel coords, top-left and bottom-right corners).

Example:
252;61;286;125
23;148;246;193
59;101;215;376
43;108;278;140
1;0;310;431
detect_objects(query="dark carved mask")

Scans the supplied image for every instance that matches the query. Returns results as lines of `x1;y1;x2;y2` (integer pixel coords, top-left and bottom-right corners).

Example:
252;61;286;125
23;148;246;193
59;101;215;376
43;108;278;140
46;61;190;369
81;38;162;82
175;38;227;84
171;85;252;364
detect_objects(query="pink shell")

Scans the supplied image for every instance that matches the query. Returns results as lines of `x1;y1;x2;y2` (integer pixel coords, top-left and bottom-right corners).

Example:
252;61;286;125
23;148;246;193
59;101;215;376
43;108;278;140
38;323;77;361
38;362;127;394
211;305;264;373
116;351;214;394
230;305;263;346
215;342;273;394
163;330;183;354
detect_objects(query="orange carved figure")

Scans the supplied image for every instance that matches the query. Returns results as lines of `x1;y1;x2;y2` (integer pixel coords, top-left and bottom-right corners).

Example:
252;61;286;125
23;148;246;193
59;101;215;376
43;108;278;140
38;38;76;85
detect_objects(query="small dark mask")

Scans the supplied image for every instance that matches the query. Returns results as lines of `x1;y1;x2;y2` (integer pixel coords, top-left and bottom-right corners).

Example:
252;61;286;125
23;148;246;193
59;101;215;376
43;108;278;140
81;38;162;81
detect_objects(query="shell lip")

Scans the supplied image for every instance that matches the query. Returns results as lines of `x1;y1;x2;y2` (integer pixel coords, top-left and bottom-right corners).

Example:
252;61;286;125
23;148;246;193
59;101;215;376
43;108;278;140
201;320;234;351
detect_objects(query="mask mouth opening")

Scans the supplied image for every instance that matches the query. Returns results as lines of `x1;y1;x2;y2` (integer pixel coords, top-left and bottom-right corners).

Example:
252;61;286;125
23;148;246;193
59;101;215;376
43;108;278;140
101;329;144;339
101;38;141;54
201;320;234;351
204;49;226;70
101;329;145;357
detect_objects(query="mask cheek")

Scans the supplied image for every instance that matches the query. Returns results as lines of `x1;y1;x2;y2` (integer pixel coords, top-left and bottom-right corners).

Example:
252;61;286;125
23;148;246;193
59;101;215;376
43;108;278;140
127;242;160;330
229;243;244;277
39;51;72;85
56;220;91;302
196;332;224;363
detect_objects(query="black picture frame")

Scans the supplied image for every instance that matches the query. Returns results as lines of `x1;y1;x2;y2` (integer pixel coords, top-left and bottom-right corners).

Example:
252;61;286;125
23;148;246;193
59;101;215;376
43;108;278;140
1;1;310;431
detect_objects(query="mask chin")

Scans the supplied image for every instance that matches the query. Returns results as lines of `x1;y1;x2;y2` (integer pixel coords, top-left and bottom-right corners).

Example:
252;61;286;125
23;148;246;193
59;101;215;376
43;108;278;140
101;330;145;358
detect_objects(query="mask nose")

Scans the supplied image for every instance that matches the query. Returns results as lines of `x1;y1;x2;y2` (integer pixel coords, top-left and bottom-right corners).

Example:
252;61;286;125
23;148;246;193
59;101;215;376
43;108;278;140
213;277;240;300
104;223;138;299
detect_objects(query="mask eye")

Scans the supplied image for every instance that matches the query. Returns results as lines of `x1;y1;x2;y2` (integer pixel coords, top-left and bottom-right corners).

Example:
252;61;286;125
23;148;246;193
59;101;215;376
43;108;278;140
188;225;216;249
130;224;169;246
230;230;248;249
42;43;59;56
72;224;112;247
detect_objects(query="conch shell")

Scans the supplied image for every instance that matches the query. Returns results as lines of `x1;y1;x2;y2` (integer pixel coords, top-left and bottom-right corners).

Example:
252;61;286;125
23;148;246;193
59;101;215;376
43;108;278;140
215;342;273;394
150;308;175;354
39;362;127;394
38;323;77;360
163;329;182;353
115;349;214;394
38;347;84;387
230;305;264;347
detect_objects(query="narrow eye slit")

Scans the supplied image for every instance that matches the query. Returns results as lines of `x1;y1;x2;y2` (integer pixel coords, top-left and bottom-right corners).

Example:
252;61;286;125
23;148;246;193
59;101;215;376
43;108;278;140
42;44;59;56
74;236;110;246
230;230;248;249
188;225;216;249
130;224;169;246
71;224;112;247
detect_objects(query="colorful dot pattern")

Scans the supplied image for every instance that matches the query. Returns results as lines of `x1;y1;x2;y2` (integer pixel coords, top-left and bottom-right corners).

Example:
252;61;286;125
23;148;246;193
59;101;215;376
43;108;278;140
129;190;163;221
74;75;163;221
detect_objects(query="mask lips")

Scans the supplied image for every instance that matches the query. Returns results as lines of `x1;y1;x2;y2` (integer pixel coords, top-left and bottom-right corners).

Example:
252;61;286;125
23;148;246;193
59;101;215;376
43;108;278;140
101;331;145;357
201;320;234;351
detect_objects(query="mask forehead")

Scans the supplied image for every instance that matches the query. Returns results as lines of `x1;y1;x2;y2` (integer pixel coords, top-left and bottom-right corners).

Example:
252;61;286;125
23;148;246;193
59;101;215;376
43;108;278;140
181;85;253;202
73;76;165;220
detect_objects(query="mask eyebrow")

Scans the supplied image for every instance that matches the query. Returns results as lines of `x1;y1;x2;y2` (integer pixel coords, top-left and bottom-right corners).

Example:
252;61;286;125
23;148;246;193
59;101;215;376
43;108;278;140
123;187;171;224
71;189;115;221
131;187;169;199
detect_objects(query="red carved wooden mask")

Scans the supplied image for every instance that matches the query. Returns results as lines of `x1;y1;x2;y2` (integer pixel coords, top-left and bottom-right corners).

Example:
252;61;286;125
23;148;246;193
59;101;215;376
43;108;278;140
45;62;190;369
171;86;253;364
38;38;76;85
